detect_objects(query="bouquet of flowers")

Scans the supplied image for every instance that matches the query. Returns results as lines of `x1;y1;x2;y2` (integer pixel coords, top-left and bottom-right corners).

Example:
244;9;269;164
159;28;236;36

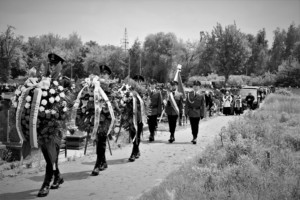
14;77;69;147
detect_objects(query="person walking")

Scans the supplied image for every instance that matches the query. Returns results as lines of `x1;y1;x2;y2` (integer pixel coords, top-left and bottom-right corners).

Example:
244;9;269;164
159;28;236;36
147;79;162;142
164;81;183;143
185;81;205;144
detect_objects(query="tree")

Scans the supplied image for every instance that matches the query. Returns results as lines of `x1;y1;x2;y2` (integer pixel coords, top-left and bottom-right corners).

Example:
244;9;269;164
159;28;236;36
268;28;286;72
0;25;24;82
213;23;251;83
128;39;143;77
284;23;300;60
245;29;269;75
143;32;178;82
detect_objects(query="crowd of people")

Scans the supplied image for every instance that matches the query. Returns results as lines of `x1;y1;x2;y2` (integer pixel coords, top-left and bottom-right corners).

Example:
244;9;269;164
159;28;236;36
0;52;274;198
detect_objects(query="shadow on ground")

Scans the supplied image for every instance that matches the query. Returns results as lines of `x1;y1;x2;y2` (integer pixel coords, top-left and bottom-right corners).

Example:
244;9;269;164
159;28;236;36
0;189;38;200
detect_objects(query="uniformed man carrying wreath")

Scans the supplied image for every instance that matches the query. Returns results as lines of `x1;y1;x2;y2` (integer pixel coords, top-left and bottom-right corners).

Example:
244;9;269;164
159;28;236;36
185;81;205;144
147;79;162;142
164;80;183;143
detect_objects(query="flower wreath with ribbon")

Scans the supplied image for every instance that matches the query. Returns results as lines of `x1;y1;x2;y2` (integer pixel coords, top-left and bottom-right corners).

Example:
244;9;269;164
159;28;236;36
14;77;69;148
70;75;116;141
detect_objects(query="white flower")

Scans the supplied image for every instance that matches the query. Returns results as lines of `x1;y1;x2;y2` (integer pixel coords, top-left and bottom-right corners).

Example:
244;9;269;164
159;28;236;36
59;92;65;98
49;89;56;94
26;96;32;102
58;86;64;91
41;99;48;106
51;110;57;114
62;101;67;107
39;106;45;112
89;97;94;101
45;109;50;114
55;96;60;102
20;86;26;92
49;97;55;103
42;91;48;97
26;82;34;87
63;107;68;112
53;81;59;86
25;103;31;109
15;89;21;95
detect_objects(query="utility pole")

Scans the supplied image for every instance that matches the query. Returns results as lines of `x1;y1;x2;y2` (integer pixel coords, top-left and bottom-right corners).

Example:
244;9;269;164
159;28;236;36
121;28;130;77
139;52;142;75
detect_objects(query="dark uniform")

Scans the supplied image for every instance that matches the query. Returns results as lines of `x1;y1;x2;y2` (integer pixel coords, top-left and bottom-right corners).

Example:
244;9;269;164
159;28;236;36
91;65;112;176
245;93;255;110
37;53;71;197
165;81;183;143
185;81;205;144
147;79;162;142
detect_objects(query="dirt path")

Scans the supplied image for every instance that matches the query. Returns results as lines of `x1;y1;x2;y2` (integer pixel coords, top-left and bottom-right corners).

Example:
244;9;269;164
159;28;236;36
0;115;237;200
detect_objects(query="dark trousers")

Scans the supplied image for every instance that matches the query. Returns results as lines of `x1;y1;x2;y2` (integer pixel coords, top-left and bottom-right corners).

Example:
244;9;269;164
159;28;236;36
41;144;60;186
130;122;143;154
96;136;107;166
168;115;178;138
189;117;200;139
147;115;157;137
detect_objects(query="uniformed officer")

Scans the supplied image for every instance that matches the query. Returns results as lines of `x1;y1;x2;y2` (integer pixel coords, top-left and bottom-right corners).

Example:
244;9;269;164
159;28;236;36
91;64;112;176
37;53;71;197
185;81;205;144
164;80;183;143
147;79;162;142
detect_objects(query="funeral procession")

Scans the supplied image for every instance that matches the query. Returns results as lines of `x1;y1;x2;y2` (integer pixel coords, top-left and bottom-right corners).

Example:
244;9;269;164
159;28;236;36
1;1;300;200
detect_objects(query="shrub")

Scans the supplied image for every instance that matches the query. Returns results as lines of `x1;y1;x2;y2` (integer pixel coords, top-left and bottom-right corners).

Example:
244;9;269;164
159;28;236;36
275;88;293;96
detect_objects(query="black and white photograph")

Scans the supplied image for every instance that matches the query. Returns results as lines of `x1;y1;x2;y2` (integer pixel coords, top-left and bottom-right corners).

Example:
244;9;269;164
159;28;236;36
0;0;300;199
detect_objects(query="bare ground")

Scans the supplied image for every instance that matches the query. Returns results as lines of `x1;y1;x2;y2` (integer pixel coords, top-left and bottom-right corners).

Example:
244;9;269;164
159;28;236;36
0;115;237;200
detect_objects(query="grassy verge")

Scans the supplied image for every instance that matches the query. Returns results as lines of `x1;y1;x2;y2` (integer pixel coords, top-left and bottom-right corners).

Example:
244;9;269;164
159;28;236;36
138;93;300;200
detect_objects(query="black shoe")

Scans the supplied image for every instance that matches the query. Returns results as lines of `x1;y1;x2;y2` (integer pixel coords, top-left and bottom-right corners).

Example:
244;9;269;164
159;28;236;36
37;184;50;197
99;162;108;171
50;177;64;189
191;139;197;144
135;151;141;159
168;137;175;143
149;137;154;142
91;167;100;176
128;154;135;162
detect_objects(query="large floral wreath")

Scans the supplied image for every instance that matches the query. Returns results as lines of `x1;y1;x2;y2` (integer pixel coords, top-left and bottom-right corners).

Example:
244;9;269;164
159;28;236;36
13;77;69;147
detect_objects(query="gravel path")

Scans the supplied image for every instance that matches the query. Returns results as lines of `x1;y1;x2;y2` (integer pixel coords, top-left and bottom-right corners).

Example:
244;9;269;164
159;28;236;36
0;115;237;200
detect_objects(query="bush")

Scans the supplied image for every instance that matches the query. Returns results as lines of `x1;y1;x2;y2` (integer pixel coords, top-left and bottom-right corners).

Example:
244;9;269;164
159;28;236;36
275;88;293;96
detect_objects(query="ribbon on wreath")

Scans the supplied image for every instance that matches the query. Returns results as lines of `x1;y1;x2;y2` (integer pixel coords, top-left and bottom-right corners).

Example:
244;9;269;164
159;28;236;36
98;86;115;136
136;93;146;124
16;88;32;144
29;88;42;148
91;78;103;141
168;91;179;115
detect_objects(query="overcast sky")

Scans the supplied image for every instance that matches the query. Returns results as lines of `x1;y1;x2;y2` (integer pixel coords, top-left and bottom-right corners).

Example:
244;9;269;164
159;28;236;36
0;0;299;47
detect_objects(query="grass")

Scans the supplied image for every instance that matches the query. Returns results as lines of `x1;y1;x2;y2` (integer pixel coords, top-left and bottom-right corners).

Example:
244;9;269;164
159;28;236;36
138;93;300;200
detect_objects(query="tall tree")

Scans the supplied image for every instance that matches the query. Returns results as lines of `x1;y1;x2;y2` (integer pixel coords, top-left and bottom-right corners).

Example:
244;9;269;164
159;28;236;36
284;23;300;60
143;32;178;82
213;23;251;83
268;28;286;72
0;26;24;82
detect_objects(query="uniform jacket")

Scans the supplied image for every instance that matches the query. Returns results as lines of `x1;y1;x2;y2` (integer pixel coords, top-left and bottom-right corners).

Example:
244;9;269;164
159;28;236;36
185;91;205;118
165;90;183;116
147;88;162;116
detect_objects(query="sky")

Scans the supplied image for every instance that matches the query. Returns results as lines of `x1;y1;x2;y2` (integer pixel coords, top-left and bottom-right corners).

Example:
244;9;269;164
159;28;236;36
0;0;299;48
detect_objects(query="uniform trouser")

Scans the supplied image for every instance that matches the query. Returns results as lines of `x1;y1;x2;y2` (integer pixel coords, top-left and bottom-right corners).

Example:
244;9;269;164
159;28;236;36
189;117;200;139
130;122;143;154
147;115;157;137
168;115;178;138
96;135;107;166
41;143;60;186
